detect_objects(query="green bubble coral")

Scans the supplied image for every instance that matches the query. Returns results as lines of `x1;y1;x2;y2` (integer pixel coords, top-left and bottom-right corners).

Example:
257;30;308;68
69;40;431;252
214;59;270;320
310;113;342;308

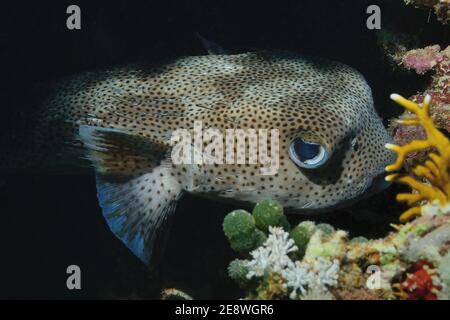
223;210;266;253
290;221;316;259
252;199;290;232
223;210;256;238
230;230;266;253
228;259;255;289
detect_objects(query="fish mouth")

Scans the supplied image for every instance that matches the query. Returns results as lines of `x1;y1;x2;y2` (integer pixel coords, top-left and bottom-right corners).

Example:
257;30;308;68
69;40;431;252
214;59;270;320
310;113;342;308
339;170;392;207
359;171;391;199
290;171;392;215
319;171;392;213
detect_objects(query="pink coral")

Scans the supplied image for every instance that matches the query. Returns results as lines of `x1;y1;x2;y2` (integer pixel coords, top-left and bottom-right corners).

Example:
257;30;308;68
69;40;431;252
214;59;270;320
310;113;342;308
402;45;444;75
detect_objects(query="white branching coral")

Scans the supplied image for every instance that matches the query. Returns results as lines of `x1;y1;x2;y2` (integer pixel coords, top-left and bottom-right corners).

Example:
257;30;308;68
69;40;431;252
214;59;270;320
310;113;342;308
312;257;340;288
246;226;297;278
283;258;340;299
282;261;312;298
245;226;340;299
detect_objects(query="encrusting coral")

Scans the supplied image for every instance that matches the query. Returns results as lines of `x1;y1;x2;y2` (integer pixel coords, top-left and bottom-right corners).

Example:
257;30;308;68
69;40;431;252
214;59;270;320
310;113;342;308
401;45;447;75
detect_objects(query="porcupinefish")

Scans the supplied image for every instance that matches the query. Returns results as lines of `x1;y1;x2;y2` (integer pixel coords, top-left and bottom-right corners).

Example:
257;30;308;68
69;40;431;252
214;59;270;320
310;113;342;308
2;51;395;264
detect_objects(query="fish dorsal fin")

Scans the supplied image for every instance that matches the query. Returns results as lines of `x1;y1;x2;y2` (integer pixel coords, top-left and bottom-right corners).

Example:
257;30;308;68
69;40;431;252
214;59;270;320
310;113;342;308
78;125;183;265
194;32;229;55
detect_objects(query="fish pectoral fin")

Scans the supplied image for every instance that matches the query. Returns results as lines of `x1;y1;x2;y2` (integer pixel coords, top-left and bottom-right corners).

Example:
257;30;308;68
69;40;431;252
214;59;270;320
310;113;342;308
79;125;182;265
96;167;183;265
78;125;169;177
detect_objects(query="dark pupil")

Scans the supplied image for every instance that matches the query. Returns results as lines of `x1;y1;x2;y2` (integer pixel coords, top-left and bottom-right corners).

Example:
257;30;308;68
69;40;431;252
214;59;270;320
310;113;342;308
294;138;320;161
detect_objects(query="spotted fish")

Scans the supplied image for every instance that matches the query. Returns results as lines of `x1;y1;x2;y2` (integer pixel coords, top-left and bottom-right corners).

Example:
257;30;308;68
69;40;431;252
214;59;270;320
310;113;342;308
2;51;395;264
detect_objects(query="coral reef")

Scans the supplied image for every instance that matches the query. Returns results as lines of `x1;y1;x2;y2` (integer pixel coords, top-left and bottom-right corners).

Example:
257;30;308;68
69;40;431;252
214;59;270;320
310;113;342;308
223;110;450;299
394;260;442;299
245;225;340;300
376;28;415;67
386;94;450;221
224;203;450;300
404;0;450;24
390;45;450;170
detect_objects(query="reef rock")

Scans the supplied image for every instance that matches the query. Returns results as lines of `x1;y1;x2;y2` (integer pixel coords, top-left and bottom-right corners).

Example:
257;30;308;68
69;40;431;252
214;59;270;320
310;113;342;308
404;0;450;24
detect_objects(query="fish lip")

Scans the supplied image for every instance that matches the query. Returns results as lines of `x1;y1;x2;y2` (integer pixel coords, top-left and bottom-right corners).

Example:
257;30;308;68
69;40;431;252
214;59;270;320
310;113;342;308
287;170;392;215
358;170;392;199
325;171;392;211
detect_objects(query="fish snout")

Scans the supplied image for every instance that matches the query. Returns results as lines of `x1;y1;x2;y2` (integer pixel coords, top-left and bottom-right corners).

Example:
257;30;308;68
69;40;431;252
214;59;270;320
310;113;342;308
361;127;396;195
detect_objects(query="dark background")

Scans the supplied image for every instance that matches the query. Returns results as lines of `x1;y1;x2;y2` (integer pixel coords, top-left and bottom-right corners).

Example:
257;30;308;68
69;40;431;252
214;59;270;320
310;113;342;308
0;0;448;299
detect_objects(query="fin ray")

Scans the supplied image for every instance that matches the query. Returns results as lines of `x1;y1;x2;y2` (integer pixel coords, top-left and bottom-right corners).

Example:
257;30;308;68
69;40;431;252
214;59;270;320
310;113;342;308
96;167;182;264
79;124;182;264
78;125;169;177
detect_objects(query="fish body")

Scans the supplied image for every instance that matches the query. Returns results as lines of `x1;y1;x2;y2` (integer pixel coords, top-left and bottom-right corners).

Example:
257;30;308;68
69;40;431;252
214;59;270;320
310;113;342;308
4;51;394;263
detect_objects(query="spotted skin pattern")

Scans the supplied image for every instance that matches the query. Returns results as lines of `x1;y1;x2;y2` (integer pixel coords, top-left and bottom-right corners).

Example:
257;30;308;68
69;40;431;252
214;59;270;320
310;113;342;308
6;51;395;263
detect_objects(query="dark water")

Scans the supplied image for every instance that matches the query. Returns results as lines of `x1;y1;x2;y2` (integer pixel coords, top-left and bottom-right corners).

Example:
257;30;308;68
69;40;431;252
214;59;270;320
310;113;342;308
0;0;447;299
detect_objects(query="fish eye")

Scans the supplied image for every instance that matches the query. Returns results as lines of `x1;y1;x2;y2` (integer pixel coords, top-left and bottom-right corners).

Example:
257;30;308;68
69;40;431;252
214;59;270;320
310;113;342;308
288;137;329;169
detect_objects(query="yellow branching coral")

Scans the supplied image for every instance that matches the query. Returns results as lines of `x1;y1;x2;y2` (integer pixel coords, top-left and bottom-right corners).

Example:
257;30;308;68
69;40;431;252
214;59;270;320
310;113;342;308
385;94;450;222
